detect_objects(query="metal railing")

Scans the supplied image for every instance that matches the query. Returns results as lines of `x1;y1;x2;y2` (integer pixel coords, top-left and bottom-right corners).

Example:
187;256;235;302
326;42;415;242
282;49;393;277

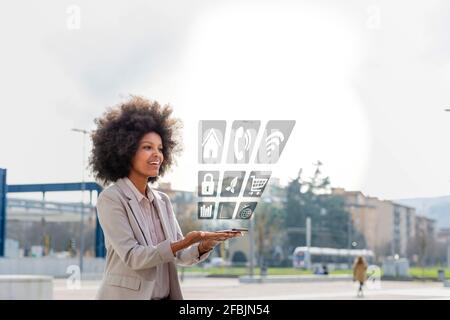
7;198;94;215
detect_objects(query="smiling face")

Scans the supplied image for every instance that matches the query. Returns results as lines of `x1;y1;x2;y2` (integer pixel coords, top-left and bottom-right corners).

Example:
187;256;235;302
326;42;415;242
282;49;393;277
130;132;164;179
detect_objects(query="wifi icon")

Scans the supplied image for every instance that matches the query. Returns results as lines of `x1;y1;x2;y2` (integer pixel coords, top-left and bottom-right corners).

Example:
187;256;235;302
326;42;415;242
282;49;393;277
256;120;296;164
265;131;285;157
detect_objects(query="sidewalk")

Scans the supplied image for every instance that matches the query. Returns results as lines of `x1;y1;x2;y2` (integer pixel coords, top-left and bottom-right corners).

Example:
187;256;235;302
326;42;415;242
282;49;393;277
239;274;352;283
52;277;450;300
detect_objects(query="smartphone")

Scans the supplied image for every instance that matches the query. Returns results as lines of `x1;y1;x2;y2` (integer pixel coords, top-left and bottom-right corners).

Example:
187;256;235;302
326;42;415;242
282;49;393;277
231;228;248;232
216;228;248;233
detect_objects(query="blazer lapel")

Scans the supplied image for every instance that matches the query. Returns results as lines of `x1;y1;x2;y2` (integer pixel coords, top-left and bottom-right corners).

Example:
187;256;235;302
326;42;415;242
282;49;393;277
150;187;174;241
115;178;152;246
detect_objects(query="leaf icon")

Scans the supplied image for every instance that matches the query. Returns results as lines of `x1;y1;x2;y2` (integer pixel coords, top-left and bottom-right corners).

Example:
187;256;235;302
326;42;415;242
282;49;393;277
225;176;238;193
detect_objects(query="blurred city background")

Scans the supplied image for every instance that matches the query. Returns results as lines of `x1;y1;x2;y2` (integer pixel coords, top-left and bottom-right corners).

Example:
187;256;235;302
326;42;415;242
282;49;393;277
1;0;450;299
1;161;450;299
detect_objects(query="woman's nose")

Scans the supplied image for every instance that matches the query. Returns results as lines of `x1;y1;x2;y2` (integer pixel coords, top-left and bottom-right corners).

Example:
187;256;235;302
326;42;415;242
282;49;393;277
151;149;163;158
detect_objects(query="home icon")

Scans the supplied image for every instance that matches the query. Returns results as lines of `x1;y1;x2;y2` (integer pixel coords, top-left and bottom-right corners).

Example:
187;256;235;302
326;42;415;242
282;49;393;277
202;128;222;162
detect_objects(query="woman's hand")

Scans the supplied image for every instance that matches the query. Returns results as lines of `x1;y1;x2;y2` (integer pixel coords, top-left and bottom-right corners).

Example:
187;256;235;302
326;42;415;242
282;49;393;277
198;239;220;255
185;231;241;246
197;232;243;255
171;230;242;256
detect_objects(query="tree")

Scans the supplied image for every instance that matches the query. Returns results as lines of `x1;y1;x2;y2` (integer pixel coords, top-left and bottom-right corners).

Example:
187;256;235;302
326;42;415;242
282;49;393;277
283;162;366;253
254;201;284;267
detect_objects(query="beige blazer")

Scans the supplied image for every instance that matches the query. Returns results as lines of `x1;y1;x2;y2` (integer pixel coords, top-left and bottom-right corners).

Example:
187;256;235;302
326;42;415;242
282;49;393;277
95;178;210;300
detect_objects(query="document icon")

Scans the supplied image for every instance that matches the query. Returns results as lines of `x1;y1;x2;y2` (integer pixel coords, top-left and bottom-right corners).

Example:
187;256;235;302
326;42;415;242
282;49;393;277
217;202;236;219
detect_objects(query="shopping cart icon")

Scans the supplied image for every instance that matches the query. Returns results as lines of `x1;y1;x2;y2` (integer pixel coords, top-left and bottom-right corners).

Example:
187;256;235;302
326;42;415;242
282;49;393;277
248;175;268;196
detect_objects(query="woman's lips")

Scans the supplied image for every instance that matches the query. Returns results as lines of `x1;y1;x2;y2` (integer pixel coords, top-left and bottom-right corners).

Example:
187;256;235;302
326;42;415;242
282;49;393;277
148;162;160;169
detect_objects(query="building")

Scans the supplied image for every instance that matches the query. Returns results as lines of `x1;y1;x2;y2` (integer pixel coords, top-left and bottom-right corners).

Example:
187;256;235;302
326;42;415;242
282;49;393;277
437;228;450;244
331;188;434;261
392;203;416;259
332;188;391;259
415;215;436;240
437;228;450;268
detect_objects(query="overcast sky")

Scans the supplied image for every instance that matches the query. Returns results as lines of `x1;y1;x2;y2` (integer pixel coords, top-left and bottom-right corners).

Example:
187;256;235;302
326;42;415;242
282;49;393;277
1;0;450;202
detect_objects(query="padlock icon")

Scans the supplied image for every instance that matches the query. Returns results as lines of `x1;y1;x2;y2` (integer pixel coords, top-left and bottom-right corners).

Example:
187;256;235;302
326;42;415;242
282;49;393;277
201;173;215;195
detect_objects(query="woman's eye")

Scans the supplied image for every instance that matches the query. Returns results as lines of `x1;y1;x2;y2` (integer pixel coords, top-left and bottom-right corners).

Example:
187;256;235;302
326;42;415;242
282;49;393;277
142;146;163;152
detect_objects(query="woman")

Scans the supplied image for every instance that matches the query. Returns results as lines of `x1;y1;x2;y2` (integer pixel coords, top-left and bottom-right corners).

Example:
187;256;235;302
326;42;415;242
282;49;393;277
352;256;368;298
90;96;240;300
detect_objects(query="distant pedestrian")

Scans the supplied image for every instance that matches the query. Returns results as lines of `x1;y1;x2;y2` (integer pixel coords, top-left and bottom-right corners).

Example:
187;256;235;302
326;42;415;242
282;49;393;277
322;264;329;275
352;256;368;297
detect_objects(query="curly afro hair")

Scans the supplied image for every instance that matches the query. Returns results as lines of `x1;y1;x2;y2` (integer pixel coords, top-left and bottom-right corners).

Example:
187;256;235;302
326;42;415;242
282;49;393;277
89;96;183;185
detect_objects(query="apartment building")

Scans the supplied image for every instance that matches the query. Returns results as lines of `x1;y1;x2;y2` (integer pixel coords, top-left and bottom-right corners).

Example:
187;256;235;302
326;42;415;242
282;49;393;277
332;188;432;260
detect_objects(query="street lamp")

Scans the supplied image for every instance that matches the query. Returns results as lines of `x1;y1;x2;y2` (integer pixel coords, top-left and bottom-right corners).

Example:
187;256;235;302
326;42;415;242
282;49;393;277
249;216;254;278
347;211;352;266
71;128;89;275
446;110;450;267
